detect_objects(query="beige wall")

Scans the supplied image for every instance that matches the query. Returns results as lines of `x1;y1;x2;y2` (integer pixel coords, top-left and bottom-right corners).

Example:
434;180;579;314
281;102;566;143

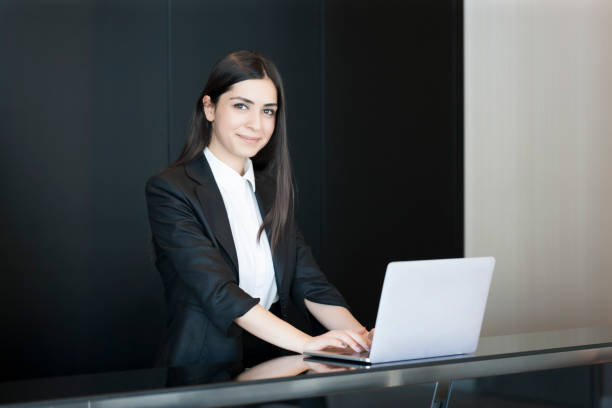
465;0;612;336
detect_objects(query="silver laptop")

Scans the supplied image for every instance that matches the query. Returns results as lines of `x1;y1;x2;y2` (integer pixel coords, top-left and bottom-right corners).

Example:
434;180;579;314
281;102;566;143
305;257;495;364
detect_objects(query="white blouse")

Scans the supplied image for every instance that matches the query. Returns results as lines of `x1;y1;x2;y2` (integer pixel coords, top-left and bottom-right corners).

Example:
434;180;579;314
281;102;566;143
204;147;279;310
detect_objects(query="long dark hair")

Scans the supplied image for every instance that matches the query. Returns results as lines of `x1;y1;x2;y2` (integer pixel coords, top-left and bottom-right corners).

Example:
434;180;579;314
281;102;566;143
171;50;293;252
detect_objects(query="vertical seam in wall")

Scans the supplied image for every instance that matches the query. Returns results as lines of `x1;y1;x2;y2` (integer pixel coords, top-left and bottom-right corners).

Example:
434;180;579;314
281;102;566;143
457;0;464;257
320;0;327;263
166;0;173;165
450;0;465;257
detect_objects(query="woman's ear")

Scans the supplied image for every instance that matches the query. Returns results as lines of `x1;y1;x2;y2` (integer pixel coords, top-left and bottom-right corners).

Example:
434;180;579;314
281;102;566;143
202;95;215;122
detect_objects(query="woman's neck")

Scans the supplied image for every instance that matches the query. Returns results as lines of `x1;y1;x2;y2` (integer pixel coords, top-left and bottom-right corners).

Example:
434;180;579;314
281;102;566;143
207;143;246;176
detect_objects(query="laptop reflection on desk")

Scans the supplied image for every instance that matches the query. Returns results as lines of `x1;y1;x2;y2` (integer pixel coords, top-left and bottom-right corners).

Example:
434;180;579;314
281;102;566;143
304;257;495;365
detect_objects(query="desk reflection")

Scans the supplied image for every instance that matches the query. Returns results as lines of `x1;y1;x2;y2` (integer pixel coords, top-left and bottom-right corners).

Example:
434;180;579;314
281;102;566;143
166;355;352;387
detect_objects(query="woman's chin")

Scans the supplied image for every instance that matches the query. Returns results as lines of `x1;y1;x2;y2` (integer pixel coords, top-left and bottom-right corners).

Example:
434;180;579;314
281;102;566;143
236;143;265;158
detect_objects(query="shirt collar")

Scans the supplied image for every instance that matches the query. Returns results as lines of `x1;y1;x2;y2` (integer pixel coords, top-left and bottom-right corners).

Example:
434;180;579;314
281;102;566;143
204;147;256;193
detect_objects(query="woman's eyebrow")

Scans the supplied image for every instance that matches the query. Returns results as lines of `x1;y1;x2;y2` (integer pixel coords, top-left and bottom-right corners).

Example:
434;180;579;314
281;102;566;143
230;96;277;107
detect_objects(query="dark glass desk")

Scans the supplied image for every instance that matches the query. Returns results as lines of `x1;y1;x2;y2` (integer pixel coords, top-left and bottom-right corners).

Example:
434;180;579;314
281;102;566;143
2;326;612;408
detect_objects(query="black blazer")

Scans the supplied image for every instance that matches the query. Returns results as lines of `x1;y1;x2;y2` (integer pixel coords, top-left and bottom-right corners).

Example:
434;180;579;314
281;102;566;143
145;152;348;367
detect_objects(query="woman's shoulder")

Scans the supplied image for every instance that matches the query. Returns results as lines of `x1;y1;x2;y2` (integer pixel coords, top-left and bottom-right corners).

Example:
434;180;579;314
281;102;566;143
145;164;193;197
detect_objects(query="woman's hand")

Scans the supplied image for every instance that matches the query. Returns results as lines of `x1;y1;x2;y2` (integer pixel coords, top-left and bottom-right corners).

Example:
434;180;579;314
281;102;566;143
368;328;375;341
302;327;372;354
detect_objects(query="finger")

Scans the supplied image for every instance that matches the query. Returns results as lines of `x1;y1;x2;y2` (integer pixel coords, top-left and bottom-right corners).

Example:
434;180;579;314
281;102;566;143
344;330;369;349
360;329;373;347
310;337;345;352
368;328;376;341
345;329;371;350
328;338;347;349
330;332;362;352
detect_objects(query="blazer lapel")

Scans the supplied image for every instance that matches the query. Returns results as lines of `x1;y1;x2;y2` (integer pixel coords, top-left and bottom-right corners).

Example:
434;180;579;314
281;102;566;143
185;153;239;276
254;174;287;293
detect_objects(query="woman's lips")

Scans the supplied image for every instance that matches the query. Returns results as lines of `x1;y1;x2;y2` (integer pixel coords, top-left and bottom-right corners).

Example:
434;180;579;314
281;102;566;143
237;134;260;144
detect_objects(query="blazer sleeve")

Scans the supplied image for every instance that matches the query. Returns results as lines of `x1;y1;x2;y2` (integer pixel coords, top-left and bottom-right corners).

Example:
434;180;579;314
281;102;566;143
145;174;259;335
290;225;350;310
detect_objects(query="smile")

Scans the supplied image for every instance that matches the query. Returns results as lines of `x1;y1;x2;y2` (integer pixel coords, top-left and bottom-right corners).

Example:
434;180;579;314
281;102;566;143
237;134;260;144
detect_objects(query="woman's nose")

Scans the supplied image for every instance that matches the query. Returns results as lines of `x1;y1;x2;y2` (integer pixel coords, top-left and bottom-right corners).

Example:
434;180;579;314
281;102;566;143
246;110;262;131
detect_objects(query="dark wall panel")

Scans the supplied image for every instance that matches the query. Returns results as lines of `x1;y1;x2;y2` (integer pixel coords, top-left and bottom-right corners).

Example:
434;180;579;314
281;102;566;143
0;0;461;381
0;0;167;380
169;0;324;255
322;0;462;328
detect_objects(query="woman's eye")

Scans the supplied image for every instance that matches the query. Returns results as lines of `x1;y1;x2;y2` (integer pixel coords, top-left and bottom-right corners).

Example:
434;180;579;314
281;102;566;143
234;103;248;110
263;108;276;116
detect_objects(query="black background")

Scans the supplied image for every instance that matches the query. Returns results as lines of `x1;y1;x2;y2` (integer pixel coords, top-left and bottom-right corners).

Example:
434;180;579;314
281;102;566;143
0;0;462;381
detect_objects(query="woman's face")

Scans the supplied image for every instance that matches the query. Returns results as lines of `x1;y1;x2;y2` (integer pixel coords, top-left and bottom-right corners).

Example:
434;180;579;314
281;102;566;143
203;77;278;174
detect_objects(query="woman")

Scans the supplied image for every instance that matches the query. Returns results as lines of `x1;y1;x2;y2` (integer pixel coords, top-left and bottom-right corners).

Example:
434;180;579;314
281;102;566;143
146;50;371;368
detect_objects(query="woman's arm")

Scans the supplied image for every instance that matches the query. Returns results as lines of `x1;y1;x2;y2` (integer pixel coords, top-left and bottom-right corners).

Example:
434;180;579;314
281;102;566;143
304;300;374;342
290;226;373;344
288;225;373;347
235;304;371;353
146;174;259;335
304;299;364;331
